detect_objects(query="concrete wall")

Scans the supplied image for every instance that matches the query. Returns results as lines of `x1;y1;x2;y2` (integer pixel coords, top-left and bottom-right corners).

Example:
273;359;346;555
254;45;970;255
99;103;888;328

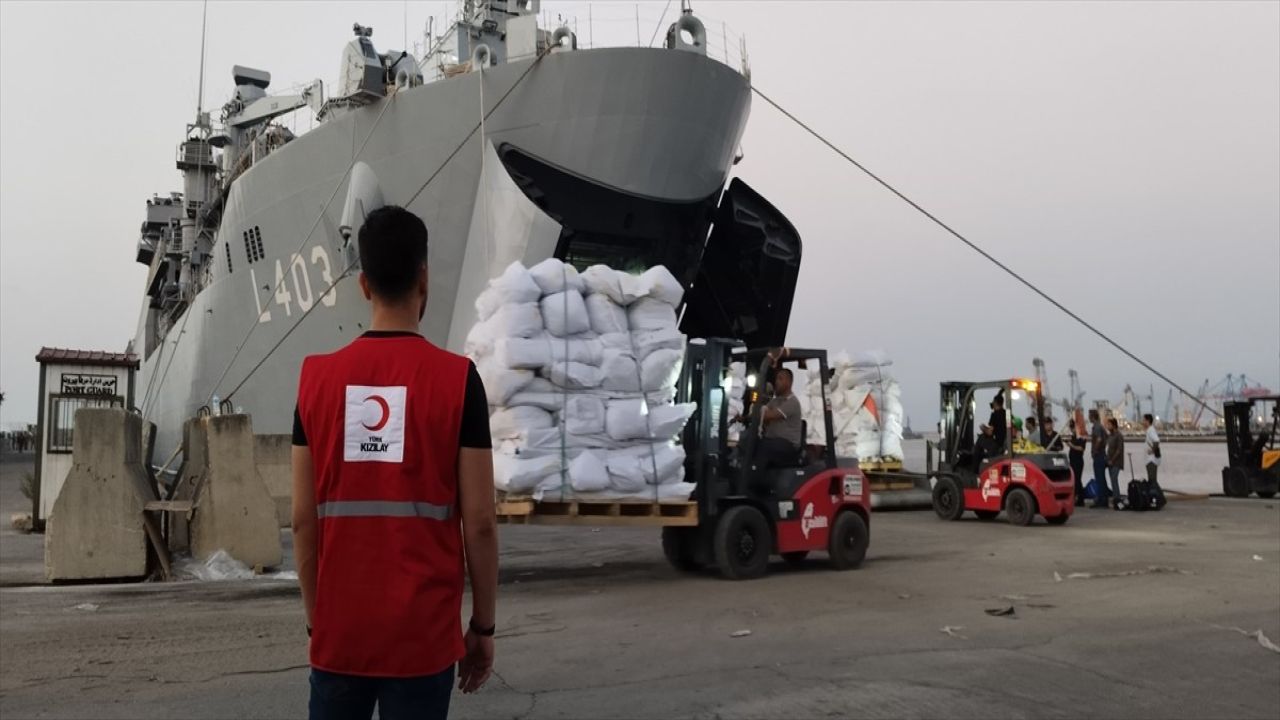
254;434;293;528
45;409;154;581
188;415;282;569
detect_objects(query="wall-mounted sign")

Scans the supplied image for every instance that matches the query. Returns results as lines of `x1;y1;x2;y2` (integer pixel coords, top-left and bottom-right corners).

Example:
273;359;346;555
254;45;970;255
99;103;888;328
60;373;118;397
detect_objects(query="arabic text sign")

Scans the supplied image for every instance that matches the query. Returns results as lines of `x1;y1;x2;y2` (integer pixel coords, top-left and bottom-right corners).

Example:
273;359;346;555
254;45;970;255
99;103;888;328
60;373;118;397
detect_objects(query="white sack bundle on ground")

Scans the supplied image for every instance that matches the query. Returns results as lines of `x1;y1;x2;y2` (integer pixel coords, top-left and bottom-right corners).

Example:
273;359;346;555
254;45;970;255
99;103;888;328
468;260;696;501
801;349;906;462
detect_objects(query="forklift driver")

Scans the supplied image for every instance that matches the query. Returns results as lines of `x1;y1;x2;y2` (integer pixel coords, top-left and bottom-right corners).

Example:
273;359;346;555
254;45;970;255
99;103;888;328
755;368;804;470
971;423;1002;470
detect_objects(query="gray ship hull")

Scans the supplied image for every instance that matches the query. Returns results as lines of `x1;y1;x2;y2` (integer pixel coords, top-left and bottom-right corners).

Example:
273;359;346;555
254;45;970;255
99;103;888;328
137;47;751;456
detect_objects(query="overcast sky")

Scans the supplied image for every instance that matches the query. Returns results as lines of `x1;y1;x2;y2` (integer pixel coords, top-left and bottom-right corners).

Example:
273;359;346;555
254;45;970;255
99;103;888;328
1;0;1277;430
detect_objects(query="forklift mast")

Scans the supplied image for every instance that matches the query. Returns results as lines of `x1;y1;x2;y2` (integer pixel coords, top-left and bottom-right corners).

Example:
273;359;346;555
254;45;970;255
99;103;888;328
1225;397;1280;469
676;340;838;518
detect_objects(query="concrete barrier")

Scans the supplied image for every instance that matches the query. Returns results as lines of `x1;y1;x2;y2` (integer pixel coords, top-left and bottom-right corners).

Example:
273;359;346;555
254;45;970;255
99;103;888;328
45;409;155;582
185;414;283;570
254;434;293;528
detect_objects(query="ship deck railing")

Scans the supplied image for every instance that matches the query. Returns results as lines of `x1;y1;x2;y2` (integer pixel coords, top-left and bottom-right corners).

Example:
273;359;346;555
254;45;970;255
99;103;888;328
419;1;749;84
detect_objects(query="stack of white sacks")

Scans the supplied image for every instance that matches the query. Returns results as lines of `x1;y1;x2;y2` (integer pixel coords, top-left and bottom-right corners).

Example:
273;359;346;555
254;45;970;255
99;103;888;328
466;259;697;502
801;350;905;462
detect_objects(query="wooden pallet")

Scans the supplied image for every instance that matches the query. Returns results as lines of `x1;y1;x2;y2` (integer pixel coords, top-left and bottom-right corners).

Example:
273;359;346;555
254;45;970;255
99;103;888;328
496;495;698;527
860;459;904;472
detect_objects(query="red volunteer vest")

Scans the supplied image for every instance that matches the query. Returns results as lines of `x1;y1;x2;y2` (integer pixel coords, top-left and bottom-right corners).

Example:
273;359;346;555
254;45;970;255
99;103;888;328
297;334;470;677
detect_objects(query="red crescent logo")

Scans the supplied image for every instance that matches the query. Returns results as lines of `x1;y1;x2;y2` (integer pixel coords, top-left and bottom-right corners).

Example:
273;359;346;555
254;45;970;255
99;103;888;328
362;395;390;431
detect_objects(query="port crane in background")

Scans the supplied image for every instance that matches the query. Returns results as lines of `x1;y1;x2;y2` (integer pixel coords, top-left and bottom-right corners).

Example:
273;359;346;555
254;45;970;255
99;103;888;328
1192;374;1276;429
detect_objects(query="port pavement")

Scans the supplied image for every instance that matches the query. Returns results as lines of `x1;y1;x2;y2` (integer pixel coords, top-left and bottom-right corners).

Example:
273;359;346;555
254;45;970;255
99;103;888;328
2;450;1277;719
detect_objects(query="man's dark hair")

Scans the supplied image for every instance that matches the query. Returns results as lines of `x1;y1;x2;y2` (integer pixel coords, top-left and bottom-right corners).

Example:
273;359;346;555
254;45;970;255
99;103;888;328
1107;418;1118;429
357;206;428;300
1143;413;1154;424
776;368;794;382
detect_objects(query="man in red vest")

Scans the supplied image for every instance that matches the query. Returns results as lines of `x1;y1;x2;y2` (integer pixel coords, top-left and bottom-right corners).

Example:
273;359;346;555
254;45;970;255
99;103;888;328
292;206;497;720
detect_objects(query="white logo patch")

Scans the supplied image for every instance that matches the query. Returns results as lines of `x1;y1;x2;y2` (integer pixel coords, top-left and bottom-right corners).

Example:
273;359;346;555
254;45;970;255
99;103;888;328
344;385;407;463
800;502;829;539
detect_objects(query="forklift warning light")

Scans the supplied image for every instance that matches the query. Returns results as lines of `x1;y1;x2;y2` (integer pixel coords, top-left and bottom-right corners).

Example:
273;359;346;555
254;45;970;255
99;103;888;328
1013;379;1039;392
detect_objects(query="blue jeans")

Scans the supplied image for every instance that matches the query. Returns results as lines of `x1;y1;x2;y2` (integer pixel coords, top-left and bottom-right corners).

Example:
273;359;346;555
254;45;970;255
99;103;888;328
1092;455;1108;501
1108;466;1122;503
310;665;454;720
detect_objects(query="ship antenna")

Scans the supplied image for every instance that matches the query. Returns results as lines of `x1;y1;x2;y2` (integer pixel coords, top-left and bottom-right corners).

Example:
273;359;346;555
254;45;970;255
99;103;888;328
195;0;209;118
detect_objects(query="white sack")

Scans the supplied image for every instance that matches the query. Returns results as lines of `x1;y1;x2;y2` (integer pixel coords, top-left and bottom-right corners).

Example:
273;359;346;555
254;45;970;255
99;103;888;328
564;395;606;436
582;265;644;305
627;297;678;331
492;337;550;369
493;453;561;493
600;351;641;392
476;358;534;405
641;348;683;392
489;406;554;440
639;265;684;306
464;320;496;358
540;290;590;338
528;258;586;295
475;262;541;320
631;327;685;358
605;398;650;441
604;399;695;441
599;332;633;354
607;443;687;487
606;459;649;494
545;361;604;390
496;336;603;369
585;293;629;335
648;402;697;439
504;392;563;412
486;302;543;339
523;377;556;395
568;450;611;492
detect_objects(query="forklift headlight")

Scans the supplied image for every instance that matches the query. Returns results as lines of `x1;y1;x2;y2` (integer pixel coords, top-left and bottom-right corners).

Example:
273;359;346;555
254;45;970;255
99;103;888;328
747;374;758;388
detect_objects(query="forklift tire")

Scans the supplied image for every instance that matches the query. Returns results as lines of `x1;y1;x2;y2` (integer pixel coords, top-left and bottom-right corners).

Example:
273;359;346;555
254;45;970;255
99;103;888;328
1045;513;1070;525
782;551;810;568
974;510;1000;521
828;511;869;570
932;476;965;521
1258;491;1277;499
661;527;702;573
1223;467;1250;498
1005;487;1036;526
713;505;772;580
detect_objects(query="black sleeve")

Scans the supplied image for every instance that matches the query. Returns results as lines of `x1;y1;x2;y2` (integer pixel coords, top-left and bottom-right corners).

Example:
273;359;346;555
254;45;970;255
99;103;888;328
292;405;308;446
459;362;492;449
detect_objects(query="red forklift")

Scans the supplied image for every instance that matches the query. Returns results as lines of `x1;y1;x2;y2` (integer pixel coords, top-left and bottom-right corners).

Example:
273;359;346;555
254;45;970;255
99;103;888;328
661;340;872;579
930;379;1076;525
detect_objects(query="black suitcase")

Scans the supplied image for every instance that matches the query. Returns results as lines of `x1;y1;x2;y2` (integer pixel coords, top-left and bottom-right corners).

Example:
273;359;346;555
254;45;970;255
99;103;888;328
1127;480;1151;511
1127;479;1166;511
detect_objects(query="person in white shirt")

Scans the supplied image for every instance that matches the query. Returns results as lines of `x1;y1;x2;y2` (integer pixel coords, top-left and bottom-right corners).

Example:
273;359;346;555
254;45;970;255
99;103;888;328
1142;413;1161;485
